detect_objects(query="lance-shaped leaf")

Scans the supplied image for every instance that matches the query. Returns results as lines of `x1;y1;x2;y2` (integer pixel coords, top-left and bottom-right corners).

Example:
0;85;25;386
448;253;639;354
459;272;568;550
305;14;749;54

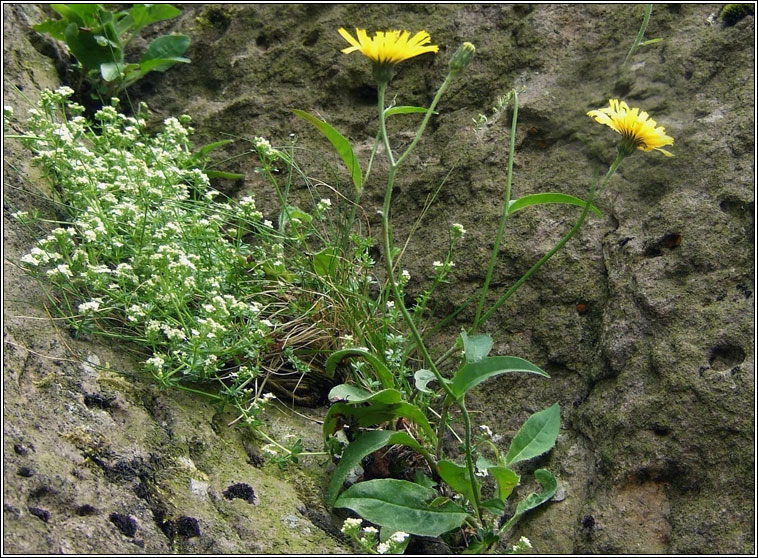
384;105;436;117
140;34;191;73
504;403;560;466
437;459;480;506
499;469;558;535
327;430;423;508
325;347;394;389
130;4;181;30
451;356;549;399
334;478;468;537
488;466;520;501
292;109;362;192
507;193;603;217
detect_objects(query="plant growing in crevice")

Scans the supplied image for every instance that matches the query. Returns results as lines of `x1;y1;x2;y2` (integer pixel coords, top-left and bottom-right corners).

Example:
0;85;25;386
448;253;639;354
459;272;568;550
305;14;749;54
291;27;675;553
33;4;190;99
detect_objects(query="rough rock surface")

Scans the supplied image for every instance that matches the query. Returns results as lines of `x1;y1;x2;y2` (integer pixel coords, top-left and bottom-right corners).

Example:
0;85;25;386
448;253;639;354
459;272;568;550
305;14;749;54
3;4;754;554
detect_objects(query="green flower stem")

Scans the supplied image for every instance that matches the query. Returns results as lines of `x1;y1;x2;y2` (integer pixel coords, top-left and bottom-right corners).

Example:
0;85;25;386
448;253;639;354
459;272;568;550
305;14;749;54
471;90;519;334
395;73;454;168
624;4;653;66
479;151;626;325
378;78;483;524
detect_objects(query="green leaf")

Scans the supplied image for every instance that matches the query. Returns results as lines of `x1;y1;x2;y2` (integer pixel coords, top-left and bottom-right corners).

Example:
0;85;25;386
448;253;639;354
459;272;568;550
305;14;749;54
488;466;520;501
323;394;437;446
280;206;312;230
504;403;561;466
33;19;70;41
639;37;663;47
325;347;394;389
292;109;362;192
334;478;468;537
327;430;423;508
51;4;102;27
63;22;122;70
100;61;126;82
139;34;191;72
507;193;603;218
451;356;549;399
204;170;244;180
196;139;235;158
413;470;436;489
460;330;493;363
414;369;437;393
384;105;436;117
139;56;190;75
500;469;558;534
480;498;506;516
312;246;339;278
131;4;181;29
437;459;480;506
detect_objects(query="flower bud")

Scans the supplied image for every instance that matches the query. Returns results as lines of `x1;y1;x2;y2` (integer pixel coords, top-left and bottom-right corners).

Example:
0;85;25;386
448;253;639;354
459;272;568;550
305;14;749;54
449;42;475;75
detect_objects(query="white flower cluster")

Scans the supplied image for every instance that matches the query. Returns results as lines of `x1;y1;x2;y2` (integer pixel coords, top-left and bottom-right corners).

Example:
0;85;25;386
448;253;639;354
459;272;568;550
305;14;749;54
14;91;285;397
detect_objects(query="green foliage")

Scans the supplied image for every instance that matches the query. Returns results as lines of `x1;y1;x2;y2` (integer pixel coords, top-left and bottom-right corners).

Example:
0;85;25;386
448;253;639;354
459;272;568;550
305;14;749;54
326;430;424;508
292;109;362;193
451;356;550;399
507;192;603;217
334;479;469;538
504;403;561;466
325;347;394;389
460;330;493;363
33;4;189;97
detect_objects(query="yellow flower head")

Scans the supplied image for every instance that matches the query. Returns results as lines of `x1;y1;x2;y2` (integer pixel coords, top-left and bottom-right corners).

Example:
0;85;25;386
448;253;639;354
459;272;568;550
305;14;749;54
338;27;439;82
587;99;674;157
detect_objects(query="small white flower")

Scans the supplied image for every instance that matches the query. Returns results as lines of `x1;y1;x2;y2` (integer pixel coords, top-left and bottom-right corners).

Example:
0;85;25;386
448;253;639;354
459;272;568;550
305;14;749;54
451;222;466;237
261;444;278;456
146;355;166;371
363;526;378;535
78;299;102;314
341;516;366;538
479;424;493;438
20;253;39;266
386;300;394;310
50;263;73;278
390;531;409;543
520;536;532;548
376;542;390;554
54;86;75;97
432;260;443;269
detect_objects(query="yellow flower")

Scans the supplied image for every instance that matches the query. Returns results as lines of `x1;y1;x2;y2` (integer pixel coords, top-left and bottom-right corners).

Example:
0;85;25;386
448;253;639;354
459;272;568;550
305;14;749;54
338;27;438;82
587;99;674;157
